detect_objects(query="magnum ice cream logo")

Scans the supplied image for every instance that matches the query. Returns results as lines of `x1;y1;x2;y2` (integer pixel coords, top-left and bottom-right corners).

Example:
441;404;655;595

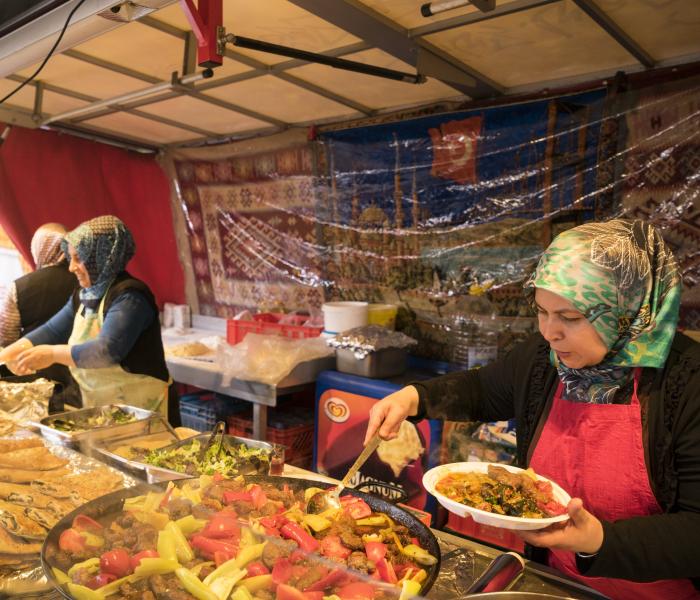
324;397;350;423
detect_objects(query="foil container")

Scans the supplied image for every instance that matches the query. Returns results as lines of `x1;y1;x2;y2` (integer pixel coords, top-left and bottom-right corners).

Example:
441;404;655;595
0;439;139;598
0;378;54;426
327;325;417;359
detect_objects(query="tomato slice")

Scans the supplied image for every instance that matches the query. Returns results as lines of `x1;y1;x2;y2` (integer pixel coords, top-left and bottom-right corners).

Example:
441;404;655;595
320;535;351;560
272;558;293;585
363;541;387;563
130;550;159;571
339;496;372;519
100;548;132;578
246;561;270;577
85;572;117;590
336;581;377;600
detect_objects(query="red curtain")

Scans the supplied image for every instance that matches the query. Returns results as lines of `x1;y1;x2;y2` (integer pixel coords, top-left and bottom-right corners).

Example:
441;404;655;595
0;125;184;305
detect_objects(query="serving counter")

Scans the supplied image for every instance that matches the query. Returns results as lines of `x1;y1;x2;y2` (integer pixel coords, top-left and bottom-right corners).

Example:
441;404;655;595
162;316;334;439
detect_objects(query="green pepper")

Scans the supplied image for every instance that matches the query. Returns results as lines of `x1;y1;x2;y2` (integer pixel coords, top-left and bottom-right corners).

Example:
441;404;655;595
67;557;100;579
176;515;207;535
165;521;194;563
175;567;219;600
52;567;70;585
157;529;178;563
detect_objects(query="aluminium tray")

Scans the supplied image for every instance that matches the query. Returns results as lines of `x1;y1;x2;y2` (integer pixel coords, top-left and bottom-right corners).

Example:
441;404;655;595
98;432;274;484
33;404;161;448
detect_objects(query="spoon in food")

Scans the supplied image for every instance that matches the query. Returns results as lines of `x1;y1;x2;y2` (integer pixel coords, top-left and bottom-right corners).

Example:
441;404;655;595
307;432;382;514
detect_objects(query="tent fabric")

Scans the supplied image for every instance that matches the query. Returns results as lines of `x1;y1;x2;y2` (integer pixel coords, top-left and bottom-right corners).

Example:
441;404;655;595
0;126;184;306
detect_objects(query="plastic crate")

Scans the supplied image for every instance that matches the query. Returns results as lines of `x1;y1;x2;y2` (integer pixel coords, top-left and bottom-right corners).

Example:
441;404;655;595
179;394;248;432
227;411;314;467
226;313;323;345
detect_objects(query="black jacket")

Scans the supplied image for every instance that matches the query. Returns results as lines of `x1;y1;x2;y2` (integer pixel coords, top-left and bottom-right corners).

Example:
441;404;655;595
15;261;77;336
413;332;700;587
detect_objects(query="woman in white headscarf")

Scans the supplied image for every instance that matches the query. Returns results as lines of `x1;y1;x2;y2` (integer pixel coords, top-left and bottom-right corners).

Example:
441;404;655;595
0;223;76;346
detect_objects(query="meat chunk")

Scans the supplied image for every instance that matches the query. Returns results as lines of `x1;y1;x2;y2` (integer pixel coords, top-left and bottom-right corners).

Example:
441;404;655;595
347;551;374;574
262;538;297;569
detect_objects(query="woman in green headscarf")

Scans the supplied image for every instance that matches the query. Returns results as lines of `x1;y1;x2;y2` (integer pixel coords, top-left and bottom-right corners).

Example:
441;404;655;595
365;220;700;599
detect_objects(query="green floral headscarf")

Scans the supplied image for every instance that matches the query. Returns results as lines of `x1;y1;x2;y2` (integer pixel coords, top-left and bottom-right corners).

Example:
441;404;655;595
525;219;681;403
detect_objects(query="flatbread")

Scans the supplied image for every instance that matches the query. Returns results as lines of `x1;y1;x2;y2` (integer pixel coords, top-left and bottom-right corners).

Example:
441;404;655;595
0;482;74;515
167;341;212;357
0;467;70;484
0;501;47;540
0;527;41;555
0;447;67;470
0;438;44;454
60;468;123;501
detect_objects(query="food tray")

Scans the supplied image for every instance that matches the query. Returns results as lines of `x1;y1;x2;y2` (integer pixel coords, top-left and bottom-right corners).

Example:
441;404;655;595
33;404;160;448
90;424;184;478
139;433;274;484
336;346;408;378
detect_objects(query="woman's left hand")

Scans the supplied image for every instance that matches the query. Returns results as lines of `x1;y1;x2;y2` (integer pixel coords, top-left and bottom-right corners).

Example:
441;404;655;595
518;498;604;555
15;345;56;374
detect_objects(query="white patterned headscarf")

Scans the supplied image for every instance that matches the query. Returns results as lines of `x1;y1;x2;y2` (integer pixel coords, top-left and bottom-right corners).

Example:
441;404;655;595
31;223;66;268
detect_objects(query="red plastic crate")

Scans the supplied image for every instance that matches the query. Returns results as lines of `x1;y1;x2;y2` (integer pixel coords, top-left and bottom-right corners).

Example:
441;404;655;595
226;313;323;345
227;415;314;467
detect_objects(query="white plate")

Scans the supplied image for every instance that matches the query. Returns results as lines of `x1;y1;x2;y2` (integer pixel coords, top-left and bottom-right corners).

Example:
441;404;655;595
422;462;571;531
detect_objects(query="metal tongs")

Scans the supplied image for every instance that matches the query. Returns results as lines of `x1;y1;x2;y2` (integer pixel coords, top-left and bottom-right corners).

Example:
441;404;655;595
198;420;227;462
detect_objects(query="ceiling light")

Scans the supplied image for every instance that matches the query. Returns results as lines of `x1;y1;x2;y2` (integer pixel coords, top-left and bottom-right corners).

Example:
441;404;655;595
420;0;495;17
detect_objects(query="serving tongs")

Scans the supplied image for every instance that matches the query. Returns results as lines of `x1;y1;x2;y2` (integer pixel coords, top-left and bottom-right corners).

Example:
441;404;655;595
197;420;227;462
307;432;382;514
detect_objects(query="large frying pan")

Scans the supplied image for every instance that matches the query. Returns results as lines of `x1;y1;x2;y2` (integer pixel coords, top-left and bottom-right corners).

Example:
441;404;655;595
42;475;441;599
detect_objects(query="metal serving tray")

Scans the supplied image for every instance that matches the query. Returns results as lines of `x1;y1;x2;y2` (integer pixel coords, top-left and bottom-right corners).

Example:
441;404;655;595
141;433;274;484
91;423;184;478
336;347;408;379
34;404;160;448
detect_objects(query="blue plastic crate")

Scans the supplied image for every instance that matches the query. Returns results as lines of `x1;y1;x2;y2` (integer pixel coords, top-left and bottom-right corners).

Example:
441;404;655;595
178;393;249;432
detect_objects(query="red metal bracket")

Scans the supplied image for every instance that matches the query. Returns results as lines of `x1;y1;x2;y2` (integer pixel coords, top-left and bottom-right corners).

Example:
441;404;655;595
179;0;223;68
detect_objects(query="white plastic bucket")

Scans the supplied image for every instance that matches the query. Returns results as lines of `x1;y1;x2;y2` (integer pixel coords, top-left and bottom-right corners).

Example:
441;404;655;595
322;301;368;335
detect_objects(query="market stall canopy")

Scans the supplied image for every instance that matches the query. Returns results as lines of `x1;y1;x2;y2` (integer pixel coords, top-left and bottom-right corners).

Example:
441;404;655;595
0;0;698;150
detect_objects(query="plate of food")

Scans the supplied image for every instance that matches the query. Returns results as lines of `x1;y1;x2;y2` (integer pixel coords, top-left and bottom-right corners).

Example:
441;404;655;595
42;475;441;600
423;462;570;530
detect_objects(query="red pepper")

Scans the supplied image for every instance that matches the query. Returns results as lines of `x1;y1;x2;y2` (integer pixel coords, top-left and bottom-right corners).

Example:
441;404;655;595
272;558;293;585
222;490;253;504
276;584;312;600
304;567;346;592
280;522;319;554
320;535;351;560
159;486;175;509
85;572;117;590
214;550;236;566
58;529;86;553
394;561;418;580
191;535;238;560
202;515;241;539
339;496;372;520
246;561;270;577
72;515;102;533
249;484;268;509
363;541;387;563
374;558;397;584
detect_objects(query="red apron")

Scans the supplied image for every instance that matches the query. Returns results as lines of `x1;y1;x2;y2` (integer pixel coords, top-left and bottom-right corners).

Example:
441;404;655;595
529;373;699;600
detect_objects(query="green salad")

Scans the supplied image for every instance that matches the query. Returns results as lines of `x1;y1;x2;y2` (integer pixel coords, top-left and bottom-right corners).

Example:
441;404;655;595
49;407;137;432
143;438;271;477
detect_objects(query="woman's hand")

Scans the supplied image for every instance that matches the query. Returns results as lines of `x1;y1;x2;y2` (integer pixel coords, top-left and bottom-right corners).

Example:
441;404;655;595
518;498;604;555
14;345;57;375
0;338;33;374
364;385;420;444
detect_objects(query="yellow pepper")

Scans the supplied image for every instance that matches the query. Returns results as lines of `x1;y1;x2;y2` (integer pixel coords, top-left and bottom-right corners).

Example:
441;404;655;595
52;567;70;585
239;525;259;547
176;515;207;535
133;558;180;577
142;491;165;513
190;561;216;578
175;567;219;600
157;529;178;563
210;572;247;600
165;521;195;563
237;574;273;593
302;513;331;532
355;516;386;527
98;574;137;596
389;531;404;552
361;533;384;544
304;487;326;504
398;578;422;600
66;582;104;600
67;557;100;579
230;587;254;600
203;543;265;586
130;509;170;530
401;544;437;566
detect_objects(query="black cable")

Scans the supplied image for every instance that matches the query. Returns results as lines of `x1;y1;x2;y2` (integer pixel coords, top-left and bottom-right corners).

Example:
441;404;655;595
0;0;87;106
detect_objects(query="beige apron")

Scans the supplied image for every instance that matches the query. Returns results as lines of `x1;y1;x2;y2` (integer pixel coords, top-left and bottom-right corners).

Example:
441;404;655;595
68;292;168;415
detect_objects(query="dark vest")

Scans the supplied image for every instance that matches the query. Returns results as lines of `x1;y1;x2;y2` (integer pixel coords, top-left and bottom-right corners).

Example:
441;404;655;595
71;272;169;383
15;261;77;335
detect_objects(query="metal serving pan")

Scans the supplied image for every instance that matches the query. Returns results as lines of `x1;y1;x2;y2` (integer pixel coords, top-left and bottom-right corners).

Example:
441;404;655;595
34;404;160;448
138;433;274;484
42;475;440;600
90;424;184;478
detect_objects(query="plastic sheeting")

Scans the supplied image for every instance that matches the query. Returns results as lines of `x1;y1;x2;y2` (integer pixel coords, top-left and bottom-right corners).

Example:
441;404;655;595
167;71;700;364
